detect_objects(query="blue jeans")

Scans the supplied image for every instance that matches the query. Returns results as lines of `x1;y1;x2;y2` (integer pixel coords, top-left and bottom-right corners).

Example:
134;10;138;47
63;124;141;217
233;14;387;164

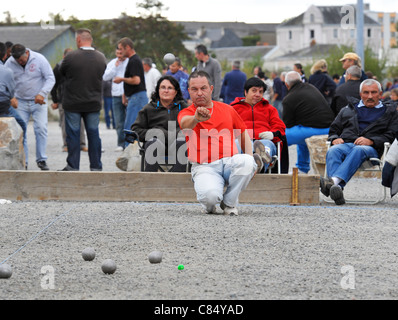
326;143;379;186
65;111;102;170
273;100;283;119
112;96;126;148
236;139;276;171
124;91;148;146
17;99;48;165
103;96;114;129
285;125;330;173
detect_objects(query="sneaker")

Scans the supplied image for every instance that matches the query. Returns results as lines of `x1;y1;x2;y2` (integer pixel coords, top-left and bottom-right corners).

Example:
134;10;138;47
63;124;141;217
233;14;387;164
115;146;124;152
320;177;334;197
37;161;49;171
253;140;272;164
330;185;345;205
81;146;88;152
253;153;264;173
205;206;217;214
220;201;239;216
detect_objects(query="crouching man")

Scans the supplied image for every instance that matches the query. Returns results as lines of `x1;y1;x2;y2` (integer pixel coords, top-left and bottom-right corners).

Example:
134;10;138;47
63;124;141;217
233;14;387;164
178;71;257;215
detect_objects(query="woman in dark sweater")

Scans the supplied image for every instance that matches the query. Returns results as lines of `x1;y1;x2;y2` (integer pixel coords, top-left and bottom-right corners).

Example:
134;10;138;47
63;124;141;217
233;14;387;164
308;59;336;105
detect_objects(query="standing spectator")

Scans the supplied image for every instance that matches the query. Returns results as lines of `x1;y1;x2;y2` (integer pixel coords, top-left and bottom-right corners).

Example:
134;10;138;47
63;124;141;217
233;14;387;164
4;41;13;62
330;65;361;116
51;48;87;153
253;66;262;77
103;47;129;152
271;71;286;118
338;52;367;86
258;71;273;101
102;79;115;129
114;37;147;143
142;57;161;101
194;44;222;101
178;71;257;216
391;88;398;102
308;59;336;105
5;44;55;170
220;61;247;105
283;71;335;174
0;42;27;145
166;57;190;103
332;74;341;84
59;28;107;171
293;63;307;83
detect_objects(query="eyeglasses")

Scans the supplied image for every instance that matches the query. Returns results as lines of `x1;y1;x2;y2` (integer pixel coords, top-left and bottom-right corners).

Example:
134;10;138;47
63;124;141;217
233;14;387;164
160;86;175;91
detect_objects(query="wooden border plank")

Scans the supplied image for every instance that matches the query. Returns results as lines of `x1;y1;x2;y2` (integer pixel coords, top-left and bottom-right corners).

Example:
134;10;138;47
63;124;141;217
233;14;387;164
0;171;320;204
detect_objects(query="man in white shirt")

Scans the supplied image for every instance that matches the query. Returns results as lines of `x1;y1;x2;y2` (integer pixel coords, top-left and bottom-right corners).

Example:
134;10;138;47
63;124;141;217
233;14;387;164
103;48;129;151
142;57;161;101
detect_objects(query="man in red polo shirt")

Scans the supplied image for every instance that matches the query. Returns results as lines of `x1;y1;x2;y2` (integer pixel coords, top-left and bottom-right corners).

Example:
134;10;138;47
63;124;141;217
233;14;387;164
178;71;257;215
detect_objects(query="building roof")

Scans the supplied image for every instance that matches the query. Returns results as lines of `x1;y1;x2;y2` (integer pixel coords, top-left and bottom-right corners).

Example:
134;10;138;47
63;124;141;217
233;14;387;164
211;45;275;61
273;44;338;60
281;5;379;26
0;25;74;52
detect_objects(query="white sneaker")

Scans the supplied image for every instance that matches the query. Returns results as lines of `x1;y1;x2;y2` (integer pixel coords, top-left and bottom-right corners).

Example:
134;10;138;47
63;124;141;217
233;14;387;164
220;201;238;216
253;140;272;164
115;146;124;152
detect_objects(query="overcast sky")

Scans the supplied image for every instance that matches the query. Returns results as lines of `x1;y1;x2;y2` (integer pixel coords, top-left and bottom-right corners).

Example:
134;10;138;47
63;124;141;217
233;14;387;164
1;0;397;24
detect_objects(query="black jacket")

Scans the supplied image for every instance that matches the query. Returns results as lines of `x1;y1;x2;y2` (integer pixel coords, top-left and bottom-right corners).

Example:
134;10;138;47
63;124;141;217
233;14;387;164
131;99;188;143
330;79;361;116
328;98;398;157
282;81;335;129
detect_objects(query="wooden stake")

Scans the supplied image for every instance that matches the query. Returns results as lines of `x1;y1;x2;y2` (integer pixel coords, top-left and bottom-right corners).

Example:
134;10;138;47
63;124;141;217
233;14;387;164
290;167;300;206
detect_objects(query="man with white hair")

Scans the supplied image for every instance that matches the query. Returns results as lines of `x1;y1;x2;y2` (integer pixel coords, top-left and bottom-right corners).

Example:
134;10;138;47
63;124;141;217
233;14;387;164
282;71;335;174
330;65;361;116
321;79;398;205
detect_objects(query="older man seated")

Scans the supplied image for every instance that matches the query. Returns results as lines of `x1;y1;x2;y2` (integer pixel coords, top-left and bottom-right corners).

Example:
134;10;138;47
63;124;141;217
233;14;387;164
321;79;398;205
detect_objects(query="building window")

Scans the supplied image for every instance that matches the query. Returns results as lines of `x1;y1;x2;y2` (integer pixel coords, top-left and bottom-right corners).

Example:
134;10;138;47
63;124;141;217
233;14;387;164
310;14;315;23
310;29;315;39
289;30;292;40
350;29;355;38
333;29;338;38
367;28;371;37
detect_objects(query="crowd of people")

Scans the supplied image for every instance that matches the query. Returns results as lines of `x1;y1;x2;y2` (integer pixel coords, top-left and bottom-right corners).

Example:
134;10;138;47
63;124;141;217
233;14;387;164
2;29;398;211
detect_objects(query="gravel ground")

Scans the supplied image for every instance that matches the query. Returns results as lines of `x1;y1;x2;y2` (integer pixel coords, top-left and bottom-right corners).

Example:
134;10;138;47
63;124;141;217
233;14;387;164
1;120;398;301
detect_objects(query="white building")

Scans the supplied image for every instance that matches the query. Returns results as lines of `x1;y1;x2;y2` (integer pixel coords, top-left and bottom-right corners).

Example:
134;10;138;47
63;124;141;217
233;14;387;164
276;5;381;56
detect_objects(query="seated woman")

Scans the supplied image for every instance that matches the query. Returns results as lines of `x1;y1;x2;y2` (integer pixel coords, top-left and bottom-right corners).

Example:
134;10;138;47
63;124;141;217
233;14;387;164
131;75;188;172
231;77;287;173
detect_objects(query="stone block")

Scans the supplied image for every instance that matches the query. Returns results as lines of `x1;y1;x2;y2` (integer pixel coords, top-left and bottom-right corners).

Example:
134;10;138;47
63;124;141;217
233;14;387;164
0;117;25;170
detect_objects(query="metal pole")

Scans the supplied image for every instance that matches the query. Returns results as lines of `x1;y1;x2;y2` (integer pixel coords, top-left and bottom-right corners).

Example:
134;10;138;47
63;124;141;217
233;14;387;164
356;0;365;69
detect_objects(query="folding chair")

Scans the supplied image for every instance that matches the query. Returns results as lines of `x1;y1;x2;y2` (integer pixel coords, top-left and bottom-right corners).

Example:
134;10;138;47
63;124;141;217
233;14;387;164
124;129;189;172
322;141;390;204
267;141;281;174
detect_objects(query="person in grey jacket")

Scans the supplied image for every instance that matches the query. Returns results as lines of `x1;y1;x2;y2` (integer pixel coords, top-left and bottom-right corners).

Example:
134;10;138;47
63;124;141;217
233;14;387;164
5;44;55;170
194;45;222;101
